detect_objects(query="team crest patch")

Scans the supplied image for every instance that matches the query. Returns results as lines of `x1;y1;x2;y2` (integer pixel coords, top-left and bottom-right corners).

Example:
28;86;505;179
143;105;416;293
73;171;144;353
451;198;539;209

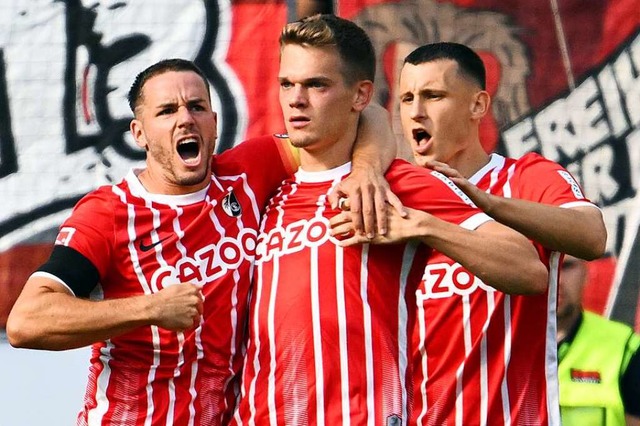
222;190;242;217
570;368;601;384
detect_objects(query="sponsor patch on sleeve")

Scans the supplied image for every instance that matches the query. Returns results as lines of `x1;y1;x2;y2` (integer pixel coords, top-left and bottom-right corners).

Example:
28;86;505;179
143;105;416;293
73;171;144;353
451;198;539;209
430;171;477;207
55;227;76;246
557;170;585;199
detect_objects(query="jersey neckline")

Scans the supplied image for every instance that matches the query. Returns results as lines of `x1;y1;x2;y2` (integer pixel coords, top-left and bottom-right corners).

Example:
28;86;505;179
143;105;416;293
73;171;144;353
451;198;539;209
125;168;211;206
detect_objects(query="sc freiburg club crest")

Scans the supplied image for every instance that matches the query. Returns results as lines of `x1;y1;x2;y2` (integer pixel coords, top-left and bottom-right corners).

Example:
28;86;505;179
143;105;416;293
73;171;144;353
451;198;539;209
222;190;242;217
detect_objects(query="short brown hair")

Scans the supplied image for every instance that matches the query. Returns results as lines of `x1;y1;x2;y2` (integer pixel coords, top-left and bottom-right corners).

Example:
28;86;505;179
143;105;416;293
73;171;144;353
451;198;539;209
280;14;375;85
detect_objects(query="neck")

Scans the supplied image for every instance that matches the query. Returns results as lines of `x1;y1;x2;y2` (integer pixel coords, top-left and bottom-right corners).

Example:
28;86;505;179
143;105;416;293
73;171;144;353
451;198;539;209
448;141;491;179
299;128;358;172
299;154;351;171
137;168;208;195
557;307;582;343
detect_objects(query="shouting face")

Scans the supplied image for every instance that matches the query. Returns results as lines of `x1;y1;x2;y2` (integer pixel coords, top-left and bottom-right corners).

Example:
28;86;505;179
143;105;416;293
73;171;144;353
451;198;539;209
399;59;484;169
130;70;217;194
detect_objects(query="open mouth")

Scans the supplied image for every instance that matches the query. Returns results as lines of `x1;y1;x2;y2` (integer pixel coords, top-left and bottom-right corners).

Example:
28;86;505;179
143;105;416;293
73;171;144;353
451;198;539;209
177;138;200;164
412;128;431;145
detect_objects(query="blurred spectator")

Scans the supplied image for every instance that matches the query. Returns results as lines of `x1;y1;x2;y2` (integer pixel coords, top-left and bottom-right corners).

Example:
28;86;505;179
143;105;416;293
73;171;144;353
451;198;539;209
557;255;640;425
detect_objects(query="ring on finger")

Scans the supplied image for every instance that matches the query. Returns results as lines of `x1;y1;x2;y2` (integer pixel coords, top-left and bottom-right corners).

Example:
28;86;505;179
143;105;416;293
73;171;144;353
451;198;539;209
338;197;348;211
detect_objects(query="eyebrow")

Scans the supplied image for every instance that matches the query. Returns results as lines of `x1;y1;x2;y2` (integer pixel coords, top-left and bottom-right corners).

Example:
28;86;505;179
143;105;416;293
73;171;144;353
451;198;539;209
278;76;333;85
399;87;445;98
155;97;207;108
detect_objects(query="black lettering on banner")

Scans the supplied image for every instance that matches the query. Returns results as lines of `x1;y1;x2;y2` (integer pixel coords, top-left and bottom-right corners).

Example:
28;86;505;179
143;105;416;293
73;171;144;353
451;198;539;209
501;29;640;325
0;50;17;178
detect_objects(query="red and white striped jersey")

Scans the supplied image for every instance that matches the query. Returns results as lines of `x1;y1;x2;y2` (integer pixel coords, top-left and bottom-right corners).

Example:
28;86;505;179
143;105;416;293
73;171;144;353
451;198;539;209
411;153;599;426
233;159;491;426
43;136;296;426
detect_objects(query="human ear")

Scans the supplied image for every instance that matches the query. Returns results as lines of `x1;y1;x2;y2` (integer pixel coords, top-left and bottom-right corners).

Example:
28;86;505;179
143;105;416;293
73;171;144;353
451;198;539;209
471;90;490;120
353;80;374;112
130;119;148;151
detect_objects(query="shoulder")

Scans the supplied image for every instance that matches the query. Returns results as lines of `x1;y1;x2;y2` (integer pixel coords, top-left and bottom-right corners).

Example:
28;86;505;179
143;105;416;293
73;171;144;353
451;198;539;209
214;135;277;163
508;153;591;202
386;159;460;190
63;187;117;240
213;134;296;177
385;159;477;208
512;152;574;177
73;184;119;213
385;159;437;180
386;159;440;194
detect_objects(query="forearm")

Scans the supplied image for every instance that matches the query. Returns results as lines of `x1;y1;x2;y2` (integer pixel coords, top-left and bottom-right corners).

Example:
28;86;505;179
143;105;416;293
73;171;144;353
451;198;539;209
352;103;396;174
428;161;607;260
484;197;606;260
332;103;403;237
416;216;548;294
331;206;547;293
7;279;153;350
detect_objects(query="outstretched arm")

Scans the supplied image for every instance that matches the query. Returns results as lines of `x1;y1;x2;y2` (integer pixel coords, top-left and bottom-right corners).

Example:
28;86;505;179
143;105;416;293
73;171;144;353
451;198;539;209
427;160;607;260
331;205;548;295
328;103;405;238
7;275;203;351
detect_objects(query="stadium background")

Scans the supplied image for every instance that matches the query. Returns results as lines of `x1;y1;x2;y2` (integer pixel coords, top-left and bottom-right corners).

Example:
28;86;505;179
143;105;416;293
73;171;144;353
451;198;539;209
0;0;638;422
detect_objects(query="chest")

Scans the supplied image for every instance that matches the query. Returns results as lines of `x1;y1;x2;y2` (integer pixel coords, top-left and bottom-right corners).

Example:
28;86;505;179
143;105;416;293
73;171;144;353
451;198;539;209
105;184;261;294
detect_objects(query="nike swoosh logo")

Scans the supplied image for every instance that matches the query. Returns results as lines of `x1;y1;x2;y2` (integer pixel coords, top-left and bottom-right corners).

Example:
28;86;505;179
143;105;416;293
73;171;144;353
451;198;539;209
139;236;170;252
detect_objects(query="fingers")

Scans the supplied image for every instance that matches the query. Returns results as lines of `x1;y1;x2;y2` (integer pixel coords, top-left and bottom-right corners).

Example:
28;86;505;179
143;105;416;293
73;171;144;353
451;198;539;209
338;192;374;238
385;190;407;218
154;283;204;331
337;197;350;211
425;160;459;177
328;185;345;209
335;233;371;247
373;187;388;236
330;170;396;239
330;222;356;237
329;210;351;227
329;210;364;245
335;192;401;238
195;290;204;316
360;187;376;239
179;285;203;330
348;191;365;236
423;161;483;205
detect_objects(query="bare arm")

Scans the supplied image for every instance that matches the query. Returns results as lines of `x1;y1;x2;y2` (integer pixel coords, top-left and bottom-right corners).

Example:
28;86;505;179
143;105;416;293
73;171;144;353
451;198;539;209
482;199;604;260
417;217;548;294
428;161;607;260
328;103;405;238
331;206;548;295
6;275;203;351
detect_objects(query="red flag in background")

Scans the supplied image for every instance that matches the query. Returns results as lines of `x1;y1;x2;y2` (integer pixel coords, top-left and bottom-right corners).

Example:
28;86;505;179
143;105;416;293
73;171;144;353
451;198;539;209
227;1;288;139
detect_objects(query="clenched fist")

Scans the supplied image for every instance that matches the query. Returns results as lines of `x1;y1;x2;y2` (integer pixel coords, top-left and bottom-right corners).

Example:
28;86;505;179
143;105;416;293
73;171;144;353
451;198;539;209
148;283;204;331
